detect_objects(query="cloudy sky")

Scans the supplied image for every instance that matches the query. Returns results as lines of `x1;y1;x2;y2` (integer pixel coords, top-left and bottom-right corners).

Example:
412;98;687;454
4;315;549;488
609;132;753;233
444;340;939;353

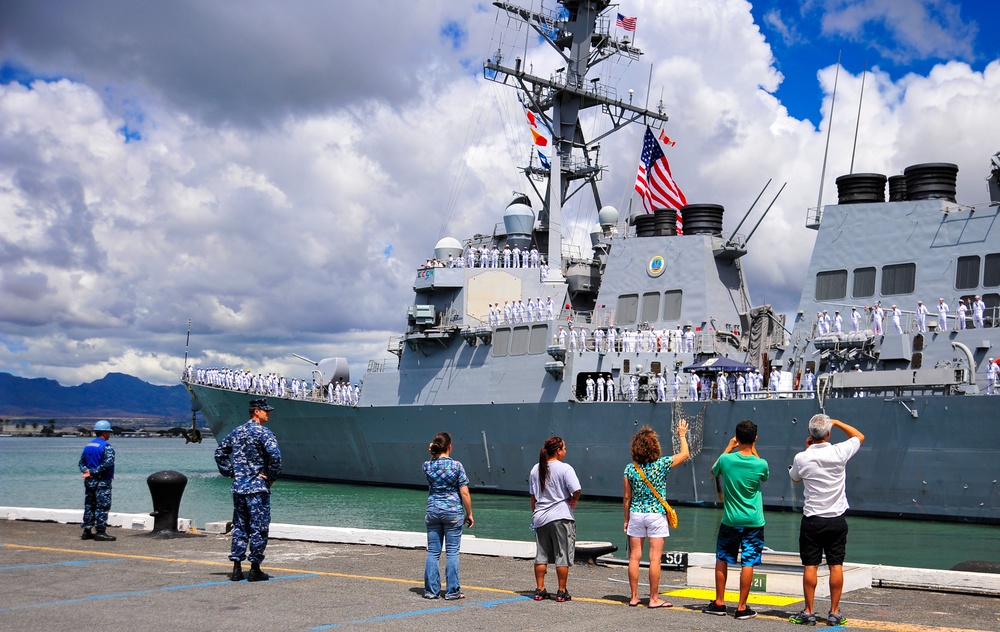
1;0;997;386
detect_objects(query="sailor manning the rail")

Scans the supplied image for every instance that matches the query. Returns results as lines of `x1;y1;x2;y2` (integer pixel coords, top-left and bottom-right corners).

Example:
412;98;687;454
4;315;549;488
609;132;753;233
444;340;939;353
850;307;861;332
957;300;968;330
215;398;282;582
973;295;986;329
585;376;596;401
890;305;903;334
833;311;843;333
937;298;949;331
596;375;605;402
657;372;667;402
916;301;929;333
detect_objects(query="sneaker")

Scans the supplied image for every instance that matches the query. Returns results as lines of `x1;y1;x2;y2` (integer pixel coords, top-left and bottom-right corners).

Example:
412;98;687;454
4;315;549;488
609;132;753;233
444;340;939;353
827;611;847;626
702;601;727;616
790;610;818;625
734;606;757;620
554;590;571;602
532;588;550;601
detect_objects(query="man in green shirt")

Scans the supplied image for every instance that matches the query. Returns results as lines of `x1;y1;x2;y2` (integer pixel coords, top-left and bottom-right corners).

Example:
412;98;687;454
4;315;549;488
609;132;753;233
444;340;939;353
702;419;769;619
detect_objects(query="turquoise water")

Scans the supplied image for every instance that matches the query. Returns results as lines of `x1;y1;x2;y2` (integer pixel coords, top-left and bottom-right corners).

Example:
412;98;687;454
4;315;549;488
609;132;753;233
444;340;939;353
3;437;998;570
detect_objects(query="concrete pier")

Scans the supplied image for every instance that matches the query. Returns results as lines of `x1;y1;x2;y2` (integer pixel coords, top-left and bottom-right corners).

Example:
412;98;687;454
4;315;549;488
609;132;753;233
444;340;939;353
2;516;998;631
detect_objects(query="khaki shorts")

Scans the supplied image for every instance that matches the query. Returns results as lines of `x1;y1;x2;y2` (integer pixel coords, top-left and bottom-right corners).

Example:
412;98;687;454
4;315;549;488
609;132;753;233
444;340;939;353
534;519;576;566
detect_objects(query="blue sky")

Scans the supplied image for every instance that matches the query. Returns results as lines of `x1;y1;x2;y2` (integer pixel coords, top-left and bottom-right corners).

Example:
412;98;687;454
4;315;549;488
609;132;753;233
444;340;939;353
0;0;997;386
749;0;993;125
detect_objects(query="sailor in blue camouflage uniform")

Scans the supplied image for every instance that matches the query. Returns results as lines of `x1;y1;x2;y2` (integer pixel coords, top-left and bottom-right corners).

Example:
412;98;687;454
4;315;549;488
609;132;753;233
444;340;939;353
215;398;282;582
79;420;117;541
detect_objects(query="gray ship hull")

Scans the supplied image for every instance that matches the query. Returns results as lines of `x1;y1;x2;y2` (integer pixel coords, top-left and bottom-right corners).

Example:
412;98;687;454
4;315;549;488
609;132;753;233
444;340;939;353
188;381;1000;524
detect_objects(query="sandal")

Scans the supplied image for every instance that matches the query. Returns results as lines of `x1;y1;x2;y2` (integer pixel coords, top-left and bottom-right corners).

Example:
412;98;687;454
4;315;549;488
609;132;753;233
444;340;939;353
533;588;550;601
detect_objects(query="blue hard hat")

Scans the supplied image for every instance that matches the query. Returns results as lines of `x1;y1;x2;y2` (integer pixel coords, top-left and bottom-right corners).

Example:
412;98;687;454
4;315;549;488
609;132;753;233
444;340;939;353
94;420;112;432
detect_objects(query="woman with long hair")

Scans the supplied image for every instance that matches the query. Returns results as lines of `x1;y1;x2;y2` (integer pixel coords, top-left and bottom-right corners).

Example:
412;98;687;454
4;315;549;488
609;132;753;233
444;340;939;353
623;420;689;607
528;436;582;603
422;432;474;599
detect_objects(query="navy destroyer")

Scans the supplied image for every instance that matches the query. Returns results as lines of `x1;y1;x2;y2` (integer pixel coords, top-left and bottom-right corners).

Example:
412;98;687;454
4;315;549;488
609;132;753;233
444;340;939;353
185;0;1000;524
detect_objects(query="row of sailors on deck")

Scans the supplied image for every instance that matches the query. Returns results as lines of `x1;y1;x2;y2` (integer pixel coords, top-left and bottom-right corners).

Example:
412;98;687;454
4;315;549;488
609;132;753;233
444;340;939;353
188;367;360;406
580;369;777;403
464;244;545;269
816;296;989;337
558;325;698;354
488;297;556;325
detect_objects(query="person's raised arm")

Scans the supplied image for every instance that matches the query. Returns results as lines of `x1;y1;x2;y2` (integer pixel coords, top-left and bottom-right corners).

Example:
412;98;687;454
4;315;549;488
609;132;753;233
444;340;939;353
671;419;690;466
832;418;865;445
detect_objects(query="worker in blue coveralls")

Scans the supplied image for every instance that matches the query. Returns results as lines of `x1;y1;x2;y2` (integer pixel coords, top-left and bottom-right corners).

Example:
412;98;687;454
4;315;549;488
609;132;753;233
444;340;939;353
215;398;282;582
79;420;117;541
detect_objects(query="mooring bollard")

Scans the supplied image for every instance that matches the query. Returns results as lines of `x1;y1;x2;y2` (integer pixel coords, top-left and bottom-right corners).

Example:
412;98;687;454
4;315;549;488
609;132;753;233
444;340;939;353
147;470;188;536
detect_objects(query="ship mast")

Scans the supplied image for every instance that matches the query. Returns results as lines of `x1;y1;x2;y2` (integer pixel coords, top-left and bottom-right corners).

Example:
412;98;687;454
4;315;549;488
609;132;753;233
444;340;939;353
484;0;669;278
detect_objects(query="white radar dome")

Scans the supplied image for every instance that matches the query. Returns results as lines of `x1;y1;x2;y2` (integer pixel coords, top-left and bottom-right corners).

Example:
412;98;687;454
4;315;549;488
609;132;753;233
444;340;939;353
598;205;619;227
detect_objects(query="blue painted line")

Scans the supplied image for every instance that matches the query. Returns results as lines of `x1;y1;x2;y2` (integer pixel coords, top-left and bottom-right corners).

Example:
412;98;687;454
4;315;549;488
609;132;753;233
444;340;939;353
0;572;318;612
0;559;124;571
309;595;530;629
478;596;531;608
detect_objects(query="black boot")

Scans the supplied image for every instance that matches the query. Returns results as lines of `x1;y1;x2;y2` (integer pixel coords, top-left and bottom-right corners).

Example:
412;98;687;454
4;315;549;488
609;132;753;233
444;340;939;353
247;562;270;582
229;561;243;581
81;528;94;540
93;531;116;542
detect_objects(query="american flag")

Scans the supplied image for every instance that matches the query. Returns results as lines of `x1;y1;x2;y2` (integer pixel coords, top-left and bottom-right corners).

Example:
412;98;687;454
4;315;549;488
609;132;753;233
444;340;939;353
634;127;687;231
616;13;637;32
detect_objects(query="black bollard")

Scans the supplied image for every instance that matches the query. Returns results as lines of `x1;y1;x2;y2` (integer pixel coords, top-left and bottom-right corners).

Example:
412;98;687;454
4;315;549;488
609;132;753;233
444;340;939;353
147;470;188;537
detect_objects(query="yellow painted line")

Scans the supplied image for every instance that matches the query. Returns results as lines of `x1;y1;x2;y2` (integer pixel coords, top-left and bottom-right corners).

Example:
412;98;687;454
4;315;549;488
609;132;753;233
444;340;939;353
665;587;802;606
5;544;992;630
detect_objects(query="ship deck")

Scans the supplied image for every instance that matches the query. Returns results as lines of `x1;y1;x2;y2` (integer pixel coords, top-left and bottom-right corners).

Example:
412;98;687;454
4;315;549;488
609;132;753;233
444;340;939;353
3;518;998;631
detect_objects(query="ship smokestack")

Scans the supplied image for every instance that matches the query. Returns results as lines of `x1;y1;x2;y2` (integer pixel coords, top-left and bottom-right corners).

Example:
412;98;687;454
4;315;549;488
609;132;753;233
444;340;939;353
680;204;725;236
903;163;958;202
835;173;887;204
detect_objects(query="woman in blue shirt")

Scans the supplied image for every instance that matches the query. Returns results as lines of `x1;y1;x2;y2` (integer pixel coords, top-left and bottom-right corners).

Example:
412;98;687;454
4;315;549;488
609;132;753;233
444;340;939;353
623;420;689;607
423;432;474;599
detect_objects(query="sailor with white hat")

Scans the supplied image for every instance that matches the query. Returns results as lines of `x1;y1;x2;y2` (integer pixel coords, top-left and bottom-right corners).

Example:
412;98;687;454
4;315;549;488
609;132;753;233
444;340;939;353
937;298;949;331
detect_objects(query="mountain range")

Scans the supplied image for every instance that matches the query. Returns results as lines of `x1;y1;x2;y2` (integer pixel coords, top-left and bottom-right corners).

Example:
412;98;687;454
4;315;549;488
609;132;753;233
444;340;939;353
0;372;192;419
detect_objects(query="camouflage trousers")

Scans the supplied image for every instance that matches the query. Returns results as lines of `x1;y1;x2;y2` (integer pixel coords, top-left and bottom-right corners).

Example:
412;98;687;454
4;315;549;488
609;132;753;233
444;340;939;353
230;492;271;564
82;482;113;532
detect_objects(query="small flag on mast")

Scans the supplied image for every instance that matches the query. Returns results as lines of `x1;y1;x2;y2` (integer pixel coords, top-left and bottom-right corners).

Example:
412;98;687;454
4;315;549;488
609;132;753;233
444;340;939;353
616;13;637;32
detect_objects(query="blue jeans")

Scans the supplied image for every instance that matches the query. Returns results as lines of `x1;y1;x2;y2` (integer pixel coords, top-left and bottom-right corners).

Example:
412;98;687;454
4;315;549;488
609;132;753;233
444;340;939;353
424;511;463;598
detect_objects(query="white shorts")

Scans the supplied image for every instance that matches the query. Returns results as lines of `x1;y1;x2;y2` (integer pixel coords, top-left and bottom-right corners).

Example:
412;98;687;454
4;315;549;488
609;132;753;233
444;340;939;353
626;511;670;538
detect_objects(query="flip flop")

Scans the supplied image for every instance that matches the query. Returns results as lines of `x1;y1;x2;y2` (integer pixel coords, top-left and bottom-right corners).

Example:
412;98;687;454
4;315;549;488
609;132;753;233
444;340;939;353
647;601;671;609
628;600;640;607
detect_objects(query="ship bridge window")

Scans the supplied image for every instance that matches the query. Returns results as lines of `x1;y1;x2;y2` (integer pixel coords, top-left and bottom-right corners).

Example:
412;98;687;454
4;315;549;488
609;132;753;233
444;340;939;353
956;255;981;290
641;292;660;323
529;324;549;354
881;263;916;296
509;326;530;356
662;290;682;321
617;294;639;325
852;267;876;298
492;327;511;357
983;254;1000;287
815;269;848;301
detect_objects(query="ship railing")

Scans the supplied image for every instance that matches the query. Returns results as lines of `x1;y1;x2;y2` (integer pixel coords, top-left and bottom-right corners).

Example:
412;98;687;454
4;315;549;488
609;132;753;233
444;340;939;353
806;206;824;229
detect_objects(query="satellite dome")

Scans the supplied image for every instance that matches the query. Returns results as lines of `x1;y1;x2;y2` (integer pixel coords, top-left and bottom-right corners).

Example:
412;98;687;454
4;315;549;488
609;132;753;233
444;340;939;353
434;237;463;262
504;201;535;249
598;205;619;227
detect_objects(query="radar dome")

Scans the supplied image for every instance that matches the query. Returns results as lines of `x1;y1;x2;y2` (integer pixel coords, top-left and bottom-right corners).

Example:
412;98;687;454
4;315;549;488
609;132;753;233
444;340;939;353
590;223;603;247
504;200;535;249
598;205;619;227
434;237;464;262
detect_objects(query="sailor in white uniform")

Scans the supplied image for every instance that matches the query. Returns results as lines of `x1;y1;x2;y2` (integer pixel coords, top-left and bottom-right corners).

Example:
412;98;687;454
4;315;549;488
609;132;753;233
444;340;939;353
736;372;746;400
596;375;605;402
833;311;843;333
513;245;522;268
688;373;700;401
628;374;638;402
503;245;512;268
957;300;968;330
801;368;815;398
916;300;929;332
973;295;986;329
545;297;555;320
815;312;825;336
594;328;605;353
656;372;667;402
522;248;529;268
673;371;681;400
684;327;695;352
607;327;617;353
716;372;729;400
491;245;500;268
872;303;884;335
769;368;781;396
502;301;512;324
987;359;997;395
891;305;903;334
568;326;578;352
530;247;539;268
937;298;949;331
585;376;595;401
850;307;861;332
605;376;615;401
557;326;567;347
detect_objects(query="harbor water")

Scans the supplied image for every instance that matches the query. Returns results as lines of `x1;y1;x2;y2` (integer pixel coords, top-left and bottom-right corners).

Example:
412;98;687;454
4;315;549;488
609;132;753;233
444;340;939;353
3;437;998;570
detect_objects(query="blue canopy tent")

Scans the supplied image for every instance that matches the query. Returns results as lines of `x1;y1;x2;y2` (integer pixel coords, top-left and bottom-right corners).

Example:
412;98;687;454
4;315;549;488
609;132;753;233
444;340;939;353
682;356;756;373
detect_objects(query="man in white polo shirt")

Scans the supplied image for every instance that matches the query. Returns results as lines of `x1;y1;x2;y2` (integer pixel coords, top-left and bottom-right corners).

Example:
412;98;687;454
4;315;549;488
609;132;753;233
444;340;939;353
787;415;865;626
